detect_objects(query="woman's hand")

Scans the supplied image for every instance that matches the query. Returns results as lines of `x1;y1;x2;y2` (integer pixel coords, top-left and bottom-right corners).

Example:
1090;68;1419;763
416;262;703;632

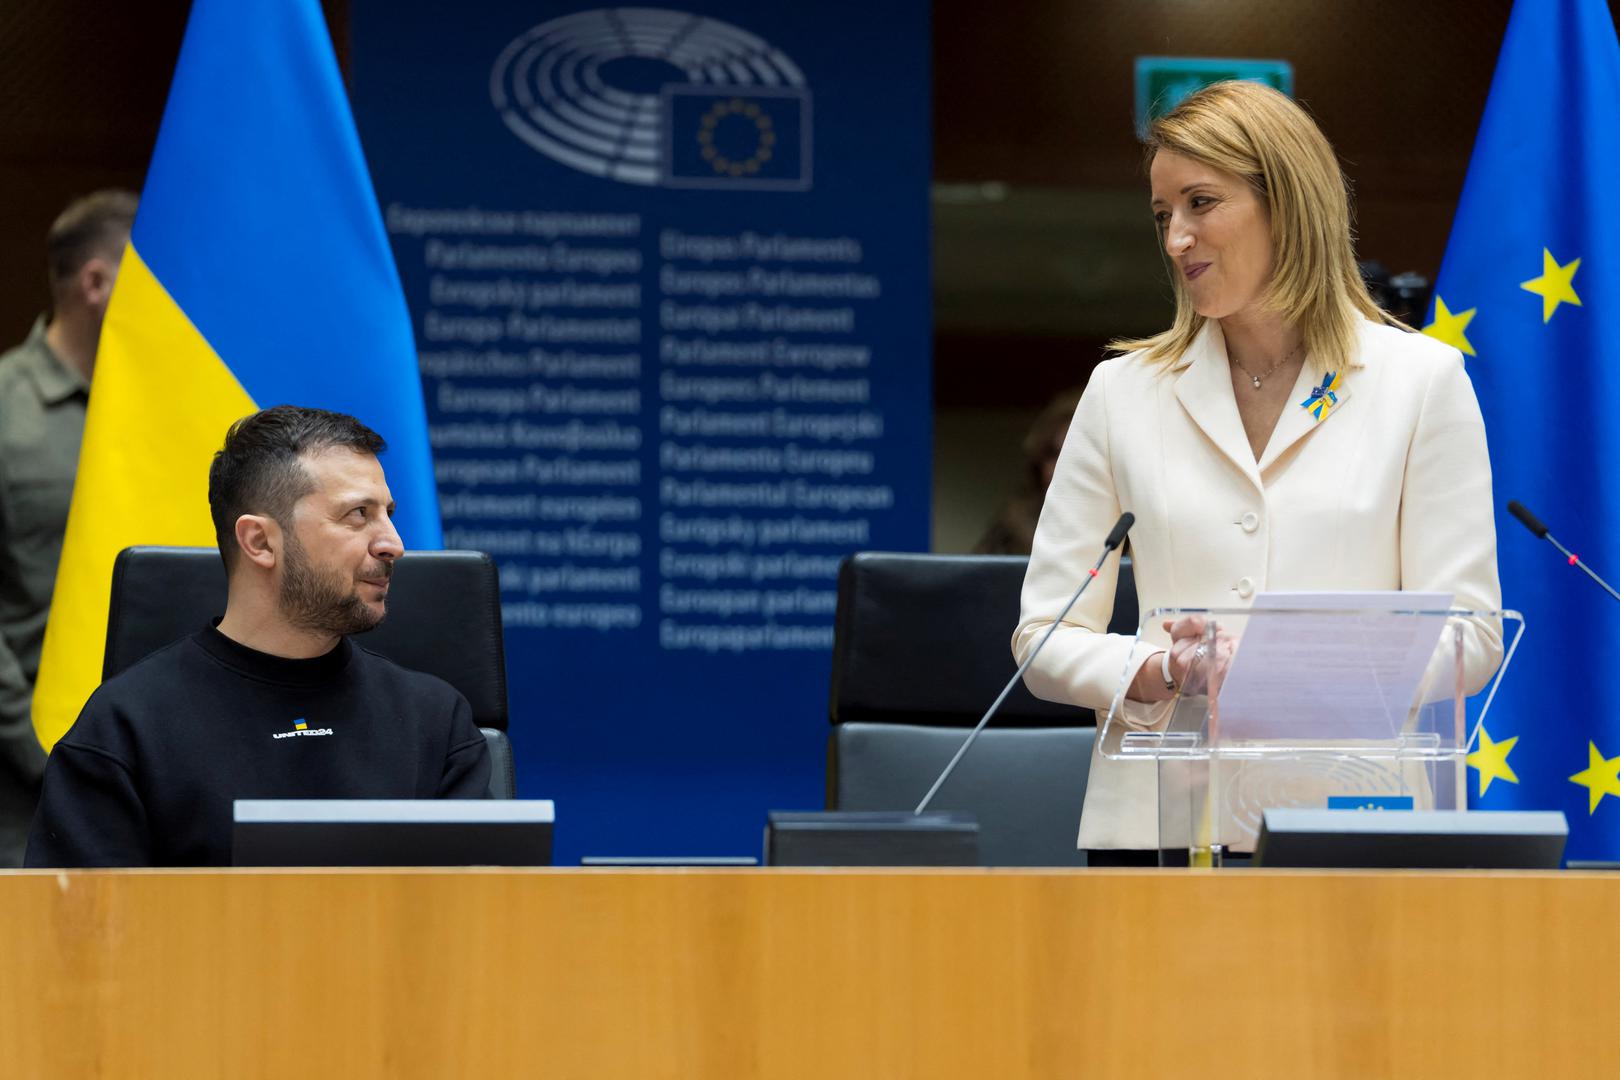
1127;615;1237;703
1163;615;1237;694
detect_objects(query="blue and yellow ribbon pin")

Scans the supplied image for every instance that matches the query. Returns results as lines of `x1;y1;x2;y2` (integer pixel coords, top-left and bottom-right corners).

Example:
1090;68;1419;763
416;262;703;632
1299;371;1342;422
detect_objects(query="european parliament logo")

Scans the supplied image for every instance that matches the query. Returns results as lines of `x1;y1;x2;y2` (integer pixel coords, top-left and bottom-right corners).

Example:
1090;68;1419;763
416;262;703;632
490;7;813;192
1326;796;1416;811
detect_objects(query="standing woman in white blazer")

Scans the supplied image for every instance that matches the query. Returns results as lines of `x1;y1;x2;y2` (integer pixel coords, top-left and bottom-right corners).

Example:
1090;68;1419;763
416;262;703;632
1014;80;1503;864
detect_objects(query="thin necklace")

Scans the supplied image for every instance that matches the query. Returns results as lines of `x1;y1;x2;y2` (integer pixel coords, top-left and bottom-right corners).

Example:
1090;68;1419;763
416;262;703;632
1231;346;1301;389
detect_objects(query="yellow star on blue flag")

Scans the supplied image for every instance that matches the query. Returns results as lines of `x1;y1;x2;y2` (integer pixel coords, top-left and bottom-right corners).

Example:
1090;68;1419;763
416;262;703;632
1467;726;1519;797
1570;742;1620;815
1520;248;1582;322
1422;296;1478;357
1430;0;1620;860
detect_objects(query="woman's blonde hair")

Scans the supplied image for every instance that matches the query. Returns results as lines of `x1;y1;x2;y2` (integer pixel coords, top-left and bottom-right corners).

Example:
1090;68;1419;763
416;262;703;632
1111;80;1403;373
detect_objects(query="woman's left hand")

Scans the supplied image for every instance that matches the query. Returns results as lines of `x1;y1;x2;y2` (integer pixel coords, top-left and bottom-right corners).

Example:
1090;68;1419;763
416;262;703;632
1162;614;1237;695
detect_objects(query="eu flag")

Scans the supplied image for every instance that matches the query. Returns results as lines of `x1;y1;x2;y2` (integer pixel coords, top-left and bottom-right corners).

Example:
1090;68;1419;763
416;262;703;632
664;86;811;191
32;0;440;748
1428;0;1620;858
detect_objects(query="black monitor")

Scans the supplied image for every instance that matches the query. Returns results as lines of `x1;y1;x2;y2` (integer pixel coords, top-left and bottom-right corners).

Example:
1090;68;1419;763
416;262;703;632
232;799;553;866
580;856;759;867
1253;808;1566;869
765;810;980;866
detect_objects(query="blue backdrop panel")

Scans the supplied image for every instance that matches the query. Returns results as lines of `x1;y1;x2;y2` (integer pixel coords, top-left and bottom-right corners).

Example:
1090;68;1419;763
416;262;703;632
351;1;932;862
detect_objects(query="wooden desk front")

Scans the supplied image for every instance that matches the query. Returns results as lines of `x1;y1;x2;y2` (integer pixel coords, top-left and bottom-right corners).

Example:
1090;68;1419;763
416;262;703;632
0;868;1613;1078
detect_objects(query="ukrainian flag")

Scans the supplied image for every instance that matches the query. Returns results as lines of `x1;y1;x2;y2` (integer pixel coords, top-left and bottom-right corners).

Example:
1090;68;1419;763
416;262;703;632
1427;0;1620;858
32;0;441;748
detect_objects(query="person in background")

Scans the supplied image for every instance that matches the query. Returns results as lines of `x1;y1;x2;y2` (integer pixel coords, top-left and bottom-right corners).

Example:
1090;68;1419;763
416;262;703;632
1014;82;1502;864
0;189;137;866
973;386;1083;556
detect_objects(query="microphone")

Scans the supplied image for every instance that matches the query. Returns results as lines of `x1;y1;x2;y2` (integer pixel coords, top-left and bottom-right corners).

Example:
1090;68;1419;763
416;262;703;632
1506;499;1620;603
1103;513;1134;551
1506;500;1548;539
915;512;1135;815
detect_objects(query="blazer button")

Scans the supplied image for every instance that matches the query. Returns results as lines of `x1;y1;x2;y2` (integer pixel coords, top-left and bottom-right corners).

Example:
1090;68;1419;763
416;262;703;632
1236;577;1256;599
1240;511;1260;533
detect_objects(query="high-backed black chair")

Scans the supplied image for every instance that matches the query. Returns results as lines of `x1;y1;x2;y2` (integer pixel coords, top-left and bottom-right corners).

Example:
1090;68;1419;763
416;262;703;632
827;553;1138;866
103;546;515;799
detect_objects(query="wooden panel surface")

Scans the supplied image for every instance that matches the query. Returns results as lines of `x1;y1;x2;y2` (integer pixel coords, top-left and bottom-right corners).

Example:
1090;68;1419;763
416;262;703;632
0;868;1614;1078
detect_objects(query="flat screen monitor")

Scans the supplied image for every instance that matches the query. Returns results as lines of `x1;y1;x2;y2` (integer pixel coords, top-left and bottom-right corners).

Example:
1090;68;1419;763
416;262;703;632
766;810;980;866
233;799;553;867
579;856;759;867
1253;809;1566;869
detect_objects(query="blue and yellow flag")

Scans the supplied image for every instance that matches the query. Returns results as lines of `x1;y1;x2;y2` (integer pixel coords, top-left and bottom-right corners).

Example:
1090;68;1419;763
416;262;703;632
1428;0;1620;858
32;0;440;748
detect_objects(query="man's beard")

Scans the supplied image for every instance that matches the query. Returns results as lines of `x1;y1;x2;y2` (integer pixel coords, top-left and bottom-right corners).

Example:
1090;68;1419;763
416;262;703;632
278;532;390;637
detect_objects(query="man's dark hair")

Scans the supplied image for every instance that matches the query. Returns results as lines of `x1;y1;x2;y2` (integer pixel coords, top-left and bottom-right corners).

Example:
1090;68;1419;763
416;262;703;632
47;190;139;288
209;406;387;570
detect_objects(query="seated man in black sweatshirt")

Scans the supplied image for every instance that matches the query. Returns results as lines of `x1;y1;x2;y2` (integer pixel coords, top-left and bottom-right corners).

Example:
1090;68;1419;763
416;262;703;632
26;405;490;867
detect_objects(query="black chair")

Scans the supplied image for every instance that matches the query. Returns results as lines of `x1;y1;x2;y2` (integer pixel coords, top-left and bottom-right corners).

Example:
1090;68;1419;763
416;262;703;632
827;553;1138;866
103;546;515;799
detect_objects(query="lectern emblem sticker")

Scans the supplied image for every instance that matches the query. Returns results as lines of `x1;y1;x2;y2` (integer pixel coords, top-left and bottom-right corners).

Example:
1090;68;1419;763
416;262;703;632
491;8;813;190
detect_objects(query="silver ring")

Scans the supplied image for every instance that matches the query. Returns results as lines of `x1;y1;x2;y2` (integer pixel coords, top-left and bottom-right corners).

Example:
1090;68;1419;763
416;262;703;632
1192;644;1208;661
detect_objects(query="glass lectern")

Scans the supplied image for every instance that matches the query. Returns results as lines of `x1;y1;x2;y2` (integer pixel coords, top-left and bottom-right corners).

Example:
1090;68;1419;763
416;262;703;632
1099;604;1523;866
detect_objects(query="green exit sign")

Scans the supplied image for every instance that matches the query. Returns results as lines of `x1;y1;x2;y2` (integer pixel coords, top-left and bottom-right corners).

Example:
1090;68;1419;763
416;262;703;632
1135;57;1294;134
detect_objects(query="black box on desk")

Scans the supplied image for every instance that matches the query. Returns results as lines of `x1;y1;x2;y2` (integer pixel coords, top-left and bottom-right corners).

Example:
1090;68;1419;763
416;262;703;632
765;810;980;866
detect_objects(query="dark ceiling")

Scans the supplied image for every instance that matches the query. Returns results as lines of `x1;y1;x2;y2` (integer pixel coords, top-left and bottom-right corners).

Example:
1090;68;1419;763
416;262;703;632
2;0;1610;406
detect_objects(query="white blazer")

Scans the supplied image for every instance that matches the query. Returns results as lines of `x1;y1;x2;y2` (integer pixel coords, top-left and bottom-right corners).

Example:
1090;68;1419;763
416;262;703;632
1014;318;1504;850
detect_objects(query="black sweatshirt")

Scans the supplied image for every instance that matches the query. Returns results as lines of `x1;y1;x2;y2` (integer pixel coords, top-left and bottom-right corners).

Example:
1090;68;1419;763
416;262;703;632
25;627;491;867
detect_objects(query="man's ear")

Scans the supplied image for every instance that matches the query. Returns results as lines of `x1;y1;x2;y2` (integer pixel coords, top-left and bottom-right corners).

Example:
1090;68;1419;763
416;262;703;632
233;514;281;570
78;256;117;310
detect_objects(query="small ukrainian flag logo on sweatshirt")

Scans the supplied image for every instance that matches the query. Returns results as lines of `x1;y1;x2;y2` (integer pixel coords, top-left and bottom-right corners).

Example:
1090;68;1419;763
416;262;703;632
273;718;333;740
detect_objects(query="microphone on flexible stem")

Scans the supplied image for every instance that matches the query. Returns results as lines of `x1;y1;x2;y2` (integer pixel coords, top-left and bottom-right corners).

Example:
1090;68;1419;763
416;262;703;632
1507;499;1620;603
914;512;1135;815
